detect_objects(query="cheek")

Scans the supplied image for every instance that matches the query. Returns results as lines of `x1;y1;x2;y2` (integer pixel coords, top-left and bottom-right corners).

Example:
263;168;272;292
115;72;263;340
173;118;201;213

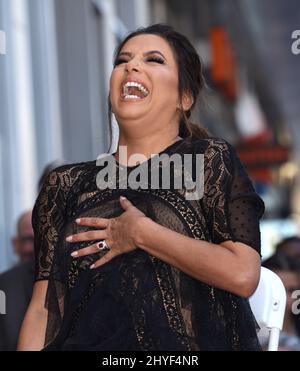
154;71;179;102
109;70;120;96
163;71;178;88
109;72;120;110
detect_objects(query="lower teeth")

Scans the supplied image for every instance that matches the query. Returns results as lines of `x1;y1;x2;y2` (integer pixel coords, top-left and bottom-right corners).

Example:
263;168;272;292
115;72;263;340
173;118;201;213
125;95;141;99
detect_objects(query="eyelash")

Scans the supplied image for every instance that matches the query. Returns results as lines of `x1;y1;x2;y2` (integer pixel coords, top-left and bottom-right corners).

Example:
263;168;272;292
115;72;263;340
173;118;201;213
148;57;165;64
114;57;165;66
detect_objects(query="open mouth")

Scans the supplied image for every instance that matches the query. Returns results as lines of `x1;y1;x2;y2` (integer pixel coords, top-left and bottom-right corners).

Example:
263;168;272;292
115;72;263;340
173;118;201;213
121;81;150;100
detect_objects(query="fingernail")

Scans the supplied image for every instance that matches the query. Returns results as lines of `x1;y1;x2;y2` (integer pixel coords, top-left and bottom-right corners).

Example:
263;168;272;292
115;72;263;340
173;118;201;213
66;236;73;242
76;218;81;223
120;196;126;201
90;264;95;269
71;251;78;257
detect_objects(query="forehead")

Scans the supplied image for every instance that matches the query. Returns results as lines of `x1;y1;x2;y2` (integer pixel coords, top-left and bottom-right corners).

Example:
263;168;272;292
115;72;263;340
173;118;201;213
120;34;175;57
18;213;33;231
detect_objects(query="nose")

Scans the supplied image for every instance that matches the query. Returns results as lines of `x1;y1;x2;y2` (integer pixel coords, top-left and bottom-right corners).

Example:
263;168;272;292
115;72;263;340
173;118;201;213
125;58;140;73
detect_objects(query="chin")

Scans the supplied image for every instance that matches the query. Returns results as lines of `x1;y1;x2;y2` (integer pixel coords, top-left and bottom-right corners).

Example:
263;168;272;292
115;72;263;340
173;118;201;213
115;107;148;121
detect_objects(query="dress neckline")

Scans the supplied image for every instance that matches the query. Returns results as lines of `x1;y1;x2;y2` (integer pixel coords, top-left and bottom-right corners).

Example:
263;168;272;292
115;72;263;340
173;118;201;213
112;137;186;170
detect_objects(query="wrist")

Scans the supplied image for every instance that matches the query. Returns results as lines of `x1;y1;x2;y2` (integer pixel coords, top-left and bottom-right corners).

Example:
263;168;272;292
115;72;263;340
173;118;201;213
134;216;155;248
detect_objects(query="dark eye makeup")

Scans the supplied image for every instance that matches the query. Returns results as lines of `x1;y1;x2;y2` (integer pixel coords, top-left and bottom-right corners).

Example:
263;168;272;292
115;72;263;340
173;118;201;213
146;56;165;64
114;55;165;66
114;58;127;66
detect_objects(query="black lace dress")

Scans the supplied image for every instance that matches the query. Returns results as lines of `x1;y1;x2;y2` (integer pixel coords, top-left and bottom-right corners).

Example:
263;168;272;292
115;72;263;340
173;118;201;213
33;137;265;351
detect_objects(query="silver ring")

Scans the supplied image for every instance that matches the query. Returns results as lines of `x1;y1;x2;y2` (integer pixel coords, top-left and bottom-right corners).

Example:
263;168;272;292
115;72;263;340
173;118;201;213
96;240;110;251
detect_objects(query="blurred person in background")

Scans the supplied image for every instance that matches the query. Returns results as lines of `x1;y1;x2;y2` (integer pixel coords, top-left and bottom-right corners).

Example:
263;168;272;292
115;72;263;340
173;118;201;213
0;210;34;351
11;211;35;263
18;24;264;351
275;236;300;266
262;252;300;351
275;236;300;334
0;160;67;351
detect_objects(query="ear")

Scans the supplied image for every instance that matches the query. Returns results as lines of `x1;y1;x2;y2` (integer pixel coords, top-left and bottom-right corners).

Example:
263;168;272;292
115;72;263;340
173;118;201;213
180;91;194;112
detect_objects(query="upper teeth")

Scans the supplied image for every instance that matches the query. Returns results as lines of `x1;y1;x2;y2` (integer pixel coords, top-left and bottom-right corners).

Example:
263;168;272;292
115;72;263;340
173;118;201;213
123;81;149;97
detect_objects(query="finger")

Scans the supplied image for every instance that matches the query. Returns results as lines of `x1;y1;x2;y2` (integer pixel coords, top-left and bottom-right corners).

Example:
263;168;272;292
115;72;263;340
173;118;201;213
76;217;109;228
70;242;102;258
66;230;107;243
90;250;117;269
120;195;134;210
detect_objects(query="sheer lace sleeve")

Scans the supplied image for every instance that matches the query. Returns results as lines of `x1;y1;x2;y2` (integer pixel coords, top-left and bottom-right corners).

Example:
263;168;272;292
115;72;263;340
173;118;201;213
32;169;68;281
203;139;265;254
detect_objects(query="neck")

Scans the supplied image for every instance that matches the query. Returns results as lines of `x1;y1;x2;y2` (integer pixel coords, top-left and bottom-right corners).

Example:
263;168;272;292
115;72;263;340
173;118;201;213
115;127;181;167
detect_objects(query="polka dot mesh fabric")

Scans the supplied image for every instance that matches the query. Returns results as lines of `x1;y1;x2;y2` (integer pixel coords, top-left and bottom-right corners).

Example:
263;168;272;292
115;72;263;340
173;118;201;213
32;137;265;351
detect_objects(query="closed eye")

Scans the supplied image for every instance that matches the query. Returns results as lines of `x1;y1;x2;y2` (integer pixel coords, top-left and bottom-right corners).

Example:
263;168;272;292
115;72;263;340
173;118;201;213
114;56;165;67
114;58;128;66
146;57;165;64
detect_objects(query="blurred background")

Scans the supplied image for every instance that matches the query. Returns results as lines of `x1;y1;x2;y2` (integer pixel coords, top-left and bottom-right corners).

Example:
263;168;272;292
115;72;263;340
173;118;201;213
0;0;300;271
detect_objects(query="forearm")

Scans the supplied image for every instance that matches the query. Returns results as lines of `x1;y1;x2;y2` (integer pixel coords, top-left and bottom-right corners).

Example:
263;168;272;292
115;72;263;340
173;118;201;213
17;281;49;351
17;305;47;351
136;217;260;297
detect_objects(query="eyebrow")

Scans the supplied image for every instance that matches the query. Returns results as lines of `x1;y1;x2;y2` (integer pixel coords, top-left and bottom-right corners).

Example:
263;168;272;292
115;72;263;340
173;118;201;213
117;50;166;60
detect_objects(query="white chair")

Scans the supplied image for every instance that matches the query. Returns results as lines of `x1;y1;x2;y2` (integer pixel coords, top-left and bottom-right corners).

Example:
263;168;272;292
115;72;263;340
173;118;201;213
249;267;287;351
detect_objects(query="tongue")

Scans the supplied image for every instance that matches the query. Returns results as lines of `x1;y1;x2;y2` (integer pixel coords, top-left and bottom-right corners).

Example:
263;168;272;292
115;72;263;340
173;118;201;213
128;86;144;98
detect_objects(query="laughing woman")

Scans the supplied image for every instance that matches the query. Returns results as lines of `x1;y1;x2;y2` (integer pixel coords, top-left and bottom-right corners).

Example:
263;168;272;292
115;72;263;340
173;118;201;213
18;24;264;351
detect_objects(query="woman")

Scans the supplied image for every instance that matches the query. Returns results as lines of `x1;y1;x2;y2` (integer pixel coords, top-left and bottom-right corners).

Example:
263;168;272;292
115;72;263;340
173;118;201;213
18;24;264;351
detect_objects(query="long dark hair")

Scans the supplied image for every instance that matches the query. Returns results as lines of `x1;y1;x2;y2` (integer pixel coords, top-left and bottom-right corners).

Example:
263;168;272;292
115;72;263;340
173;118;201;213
108;24;209;152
